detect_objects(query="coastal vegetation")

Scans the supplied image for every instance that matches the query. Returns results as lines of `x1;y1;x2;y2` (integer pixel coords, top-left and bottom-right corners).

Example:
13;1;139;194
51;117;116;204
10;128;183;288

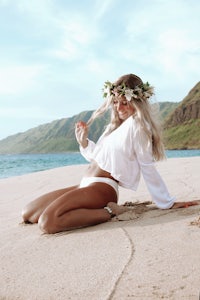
163;81;200;149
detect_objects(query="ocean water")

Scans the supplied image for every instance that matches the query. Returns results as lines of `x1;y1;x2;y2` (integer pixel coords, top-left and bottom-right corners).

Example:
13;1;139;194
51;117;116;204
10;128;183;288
0;152;87;179
0;150;200;179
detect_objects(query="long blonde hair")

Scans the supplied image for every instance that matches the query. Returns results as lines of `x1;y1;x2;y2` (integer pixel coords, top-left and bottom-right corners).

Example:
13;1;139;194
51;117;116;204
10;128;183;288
87;74;165;161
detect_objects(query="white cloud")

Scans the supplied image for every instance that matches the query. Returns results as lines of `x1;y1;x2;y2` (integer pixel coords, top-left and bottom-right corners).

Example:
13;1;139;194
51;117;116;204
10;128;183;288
63;21;92;45
0;0;199;140
0;106;51;119
119;1;200;84
50;17;96;61
94;0;116;20
156;28;200;80
51;40;79;61
0;64;45;95
0;0;53;18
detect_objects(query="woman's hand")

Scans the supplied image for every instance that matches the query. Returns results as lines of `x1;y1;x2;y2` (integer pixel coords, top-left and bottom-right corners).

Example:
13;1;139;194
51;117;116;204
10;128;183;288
75;121;88;148
171;200;200;209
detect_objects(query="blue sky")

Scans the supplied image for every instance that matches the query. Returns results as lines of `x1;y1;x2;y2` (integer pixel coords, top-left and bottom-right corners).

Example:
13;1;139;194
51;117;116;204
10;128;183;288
0;0;200;140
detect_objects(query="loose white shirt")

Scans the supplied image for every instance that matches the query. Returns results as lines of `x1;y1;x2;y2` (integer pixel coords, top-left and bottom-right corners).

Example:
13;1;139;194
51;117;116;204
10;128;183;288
80;115;175;209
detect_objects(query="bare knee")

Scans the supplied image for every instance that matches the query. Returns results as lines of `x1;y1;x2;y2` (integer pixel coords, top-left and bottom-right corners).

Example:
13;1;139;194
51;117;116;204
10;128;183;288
38;212;57;234
21;204;38;224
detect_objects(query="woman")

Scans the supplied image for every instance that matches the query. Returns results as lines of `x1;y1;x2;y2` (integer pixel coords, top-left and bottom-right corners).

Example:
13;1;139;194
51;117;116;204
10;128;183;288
22;73;197;233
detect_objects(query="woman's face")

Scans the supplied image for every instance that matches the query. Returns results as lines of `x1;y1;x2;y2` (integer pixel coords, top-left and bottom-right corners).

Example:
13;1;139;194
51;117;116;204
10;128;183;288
113;96;135;121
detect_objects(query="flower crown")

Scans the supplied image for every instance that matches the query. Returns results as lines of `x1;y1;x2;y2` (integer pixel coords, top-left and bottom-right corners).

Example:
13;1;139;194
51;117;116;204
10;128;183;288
102;80;154;101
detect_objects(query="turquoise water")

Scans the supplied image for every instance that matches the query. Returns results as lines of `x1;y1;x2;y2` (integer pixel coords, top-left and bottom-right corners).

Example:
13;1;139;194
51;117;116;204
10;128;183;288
165;149;200;158
0;153;87;179
0;150;200;179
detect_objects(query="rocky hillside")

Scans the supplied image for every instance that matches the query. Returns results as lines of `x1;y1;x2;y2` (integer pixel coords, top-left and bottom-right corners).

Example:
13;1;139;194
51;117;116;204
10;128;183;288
163;82;200;149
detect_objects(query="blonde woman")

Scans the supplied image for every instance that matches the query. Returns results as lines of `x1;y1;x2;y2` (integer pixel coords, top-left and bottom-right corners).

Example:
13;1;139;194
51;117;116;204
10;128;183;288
22;74;198;233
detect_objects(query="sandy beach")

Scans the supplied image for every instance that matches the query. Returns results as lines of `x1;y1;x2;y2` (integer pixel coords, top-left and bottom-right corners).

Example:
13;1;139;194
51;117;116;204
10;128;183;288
0;157;200;300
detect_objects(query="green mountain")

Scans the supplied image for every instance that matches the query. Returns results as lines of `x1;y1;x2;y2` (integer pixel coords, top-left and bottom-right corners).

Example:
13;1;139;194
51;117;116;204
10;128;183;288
159;101;179;121
0;92;197;154
163;82;200;149
0;110;110;154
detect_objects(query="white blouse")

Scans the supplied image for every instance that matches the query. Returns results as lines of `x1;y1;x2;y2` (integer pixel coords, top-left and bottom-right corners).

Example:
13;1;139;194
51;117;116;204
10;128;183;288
80;115;175;209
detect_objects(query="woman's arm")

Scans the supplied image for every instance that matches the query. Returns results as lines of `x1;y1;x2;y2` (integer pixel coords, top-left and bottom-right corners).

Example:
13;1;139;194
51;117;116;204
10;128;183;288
134;129;175;209
75;121;96;162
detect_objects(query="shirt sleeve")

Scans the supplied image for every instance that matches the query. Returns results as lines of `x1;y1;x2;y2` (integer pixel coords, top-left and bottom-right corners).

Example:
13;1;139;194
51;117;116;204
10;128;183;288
79;139;96;162
134;128;175;209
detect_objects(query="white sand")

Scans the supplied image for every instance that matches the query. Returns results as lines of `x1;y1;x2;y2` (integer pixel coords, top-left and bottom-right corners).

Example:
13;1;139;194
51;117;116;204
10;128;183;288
0;157;200;300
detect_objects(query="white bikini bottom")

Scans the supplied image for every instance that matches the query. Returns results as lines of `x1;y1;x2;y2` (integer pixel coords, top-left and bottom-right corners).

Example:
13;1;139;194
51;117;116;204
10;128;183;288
79;177;119;197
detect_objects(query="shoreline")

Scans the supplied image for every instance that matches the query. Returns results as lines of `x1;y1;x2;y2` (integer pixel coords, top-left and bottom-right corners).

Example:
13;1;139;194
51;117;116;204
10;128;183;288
0;150;200;180
0;157;200;299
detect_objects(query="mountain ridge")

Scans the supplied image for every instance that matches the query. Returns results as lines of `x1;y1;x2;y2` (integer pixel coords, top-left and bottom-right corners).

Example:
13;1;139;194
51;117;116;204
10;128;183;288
0;81;199;154
0;102;176;154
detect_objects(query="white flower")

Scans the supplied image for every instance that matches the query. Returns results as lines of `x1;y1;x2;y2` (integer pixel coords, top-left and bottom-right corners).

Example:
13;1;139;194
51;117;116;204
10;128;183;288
144;92;150;98
124;88;134;101
102;80;154;101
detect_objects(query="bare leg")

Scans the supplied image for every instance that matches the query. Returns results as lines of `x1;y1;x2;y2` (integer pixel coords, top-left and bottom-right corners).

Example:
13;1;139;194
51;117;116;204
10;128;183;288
38;183;118;234
22;185;78;223
39;208;111;233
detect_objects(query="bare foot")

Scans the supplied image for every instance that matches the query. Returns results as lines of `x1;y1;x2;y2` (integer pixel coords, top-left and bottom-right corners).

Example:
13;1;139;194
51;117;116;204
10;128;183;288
107;202;131;216
172;200;200;209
